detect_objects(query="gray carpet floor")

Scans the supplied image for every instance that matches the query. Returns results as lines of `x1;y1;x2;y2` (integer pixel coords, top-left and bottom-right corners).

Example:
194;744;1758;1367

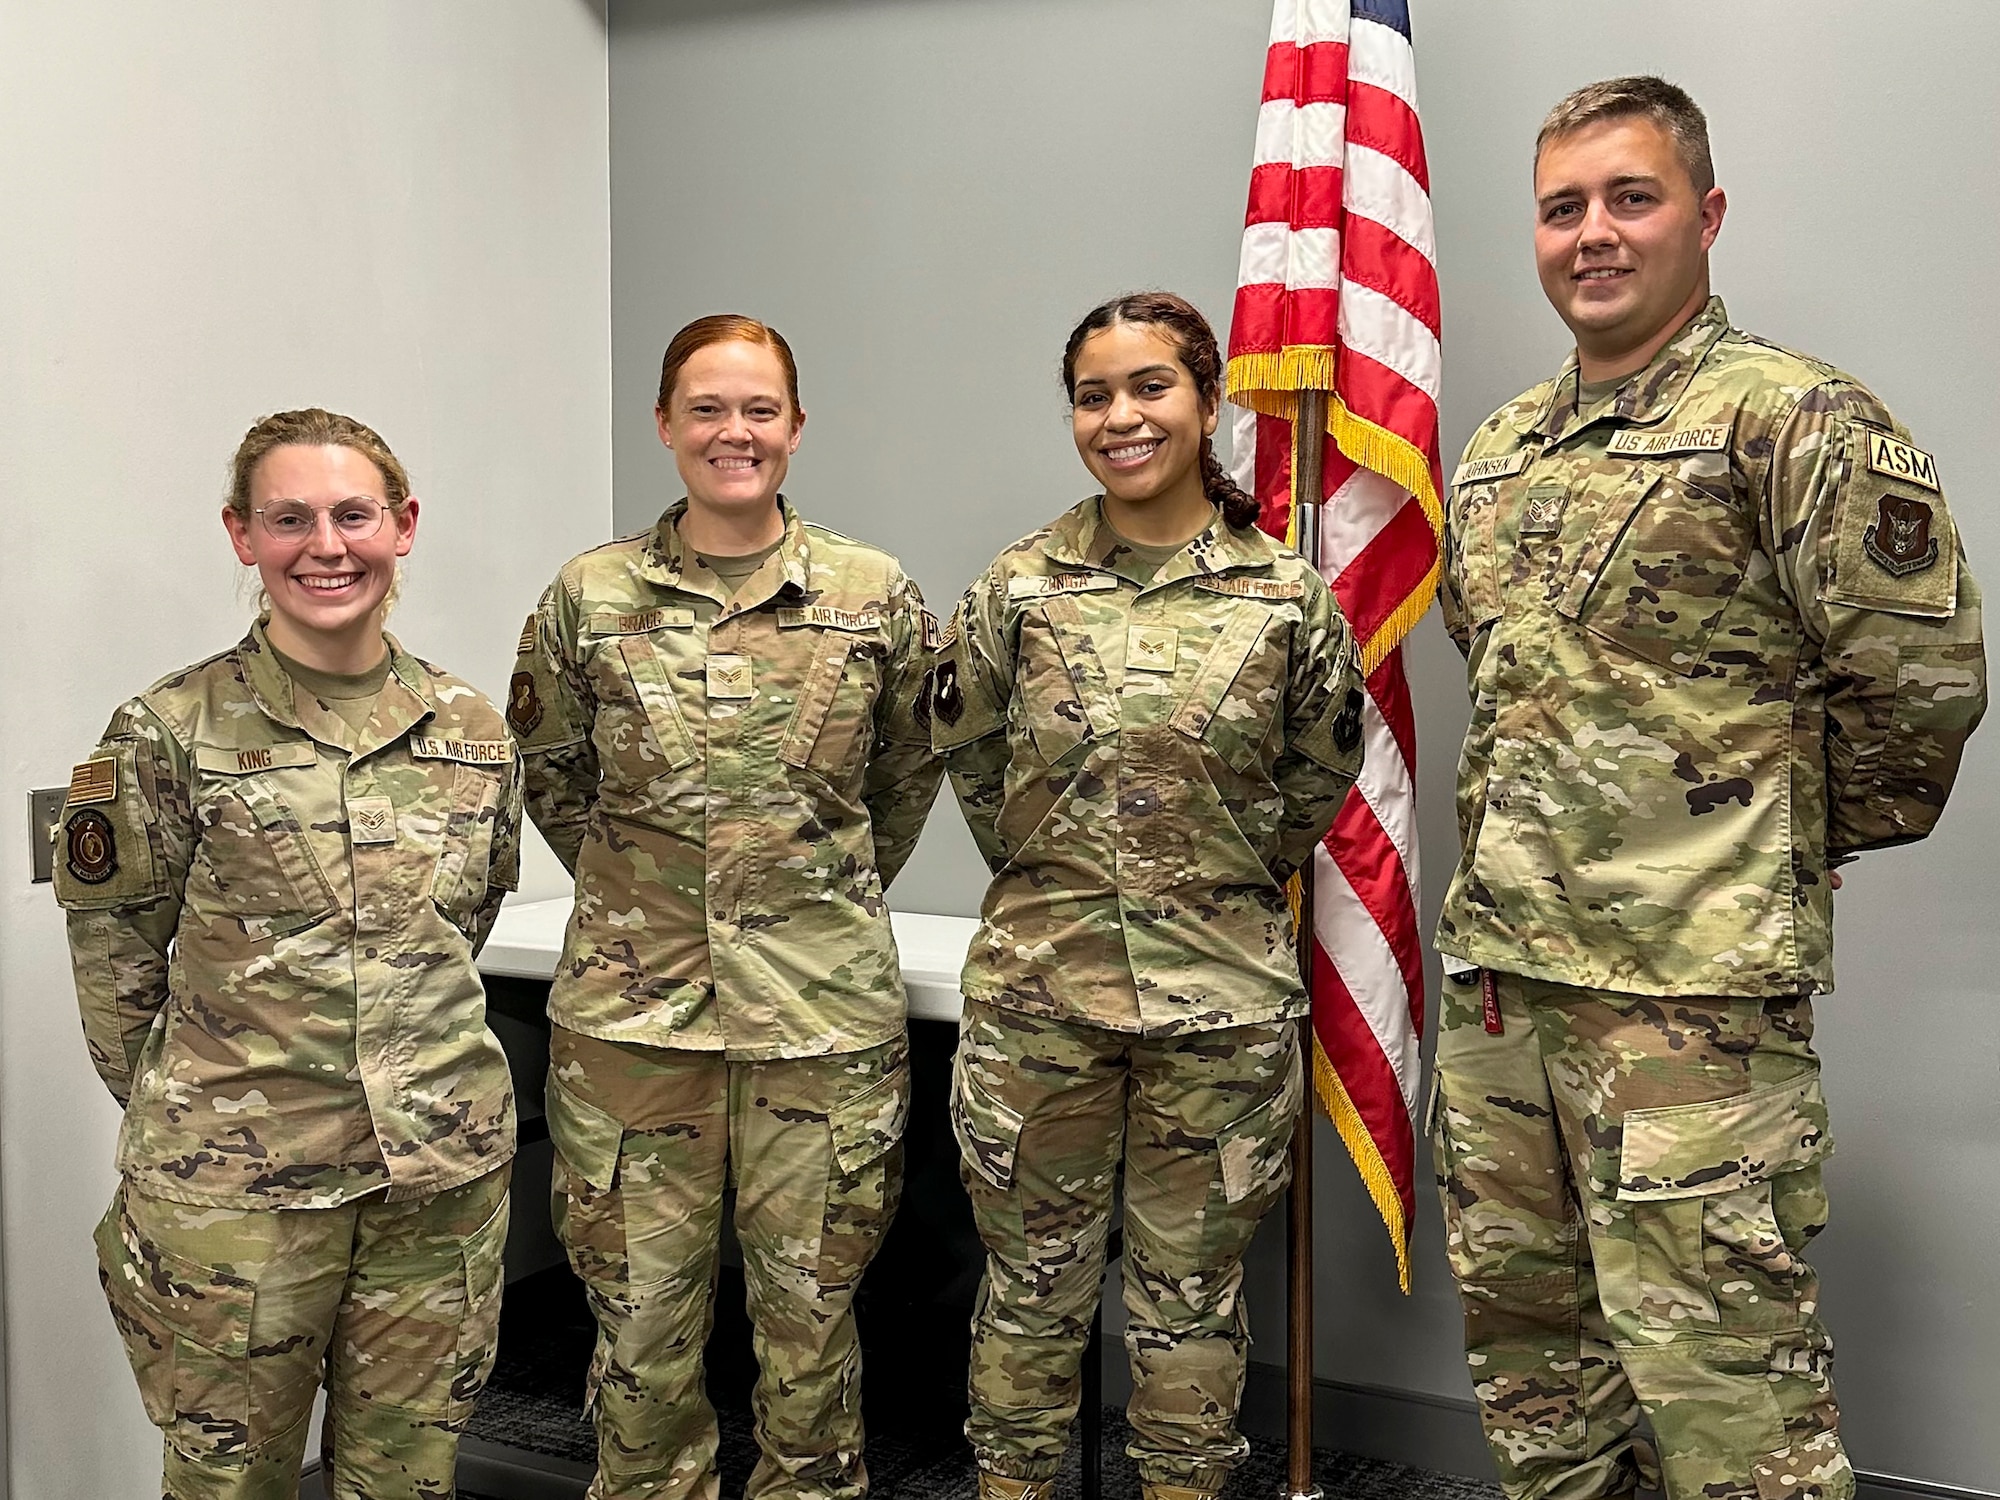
464;1266;1500;1500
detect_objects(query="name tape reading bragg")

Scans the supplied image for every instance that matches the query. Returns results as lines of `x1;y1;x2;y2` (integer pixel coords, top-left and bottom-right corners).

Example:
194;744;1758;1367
591;607;697;635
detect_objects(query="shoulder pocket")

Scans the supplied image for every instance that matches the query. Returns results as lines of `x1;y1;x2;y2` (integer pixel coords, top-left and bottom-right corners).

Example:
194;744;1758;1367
1825;426;1957;619
1557;470;1748;675
53;740;162;911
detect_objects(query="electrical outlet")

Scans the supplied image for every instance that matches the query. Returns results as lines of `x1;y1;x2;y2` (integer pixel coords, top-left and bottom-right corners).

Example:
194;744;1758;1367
28;789;65;883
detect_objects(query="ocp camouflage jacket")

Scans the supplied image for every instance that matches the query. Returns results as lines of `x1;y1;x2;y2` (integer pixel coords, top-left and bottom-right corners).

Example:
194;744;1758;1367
1439;296;1987;996
933;496;1364;1035
511;500;942;1060
54;623;521;1208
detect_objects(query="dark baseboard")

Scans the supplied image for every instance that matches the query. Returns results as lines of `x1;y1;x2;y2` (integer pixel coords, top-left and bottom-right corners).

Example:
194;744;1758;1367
1236;1360;1998;1500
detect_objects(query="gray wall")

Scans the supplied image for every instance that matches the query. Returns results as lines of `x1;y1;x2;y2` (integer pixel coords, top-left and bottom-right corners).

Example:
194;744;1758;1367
609;1;2000;1489
0;4;610;1494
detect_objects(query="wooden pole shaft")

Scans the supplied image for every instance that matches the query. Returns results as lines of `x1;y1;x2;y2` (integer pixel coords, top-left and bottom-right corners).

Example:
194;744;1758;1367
1285;389;1329;1500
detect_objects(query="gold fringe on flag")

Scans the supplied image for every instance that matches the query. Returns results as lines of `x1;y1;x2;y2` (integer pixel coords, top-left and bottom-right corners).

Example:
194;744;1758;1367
1314;1034;1415;1294
1251;340;1432;1295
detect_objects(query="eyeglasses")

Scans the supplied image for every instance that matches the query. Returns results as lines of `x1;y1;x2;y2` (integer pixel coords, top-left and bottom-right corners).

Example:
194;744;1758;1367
253;496;390;544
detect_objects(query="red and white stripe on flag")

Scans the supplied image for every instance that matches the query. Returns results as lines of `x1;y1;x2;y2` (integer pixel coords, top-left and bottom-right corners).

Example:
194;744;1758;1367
1224;0;1442;1292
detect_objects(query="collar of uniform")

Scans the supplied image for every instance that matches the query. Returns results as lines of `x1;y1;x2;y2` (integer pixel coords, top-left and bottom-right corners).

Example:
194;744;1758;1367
238;620;435;753
637;496;811;612
1535;294;1732;446
1041;495;1282;582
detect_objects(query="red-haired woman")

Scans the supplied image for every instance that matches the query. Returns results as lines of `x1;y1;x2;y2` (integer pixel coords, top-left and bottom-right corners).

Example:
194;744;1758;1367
512;315;943;1500
932;294;1366;1500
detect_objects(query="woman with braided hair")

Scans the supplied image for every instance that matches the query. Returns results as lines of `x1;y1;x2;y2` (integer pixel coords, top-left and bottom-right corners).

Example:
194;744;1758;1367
932;292;1368;1500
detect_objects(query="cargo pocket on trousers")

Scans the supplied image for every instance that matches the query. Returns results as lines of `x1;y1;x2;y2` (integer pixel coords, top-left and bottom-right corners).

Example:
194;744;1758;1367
1200;1043;1303;1263
94;1191;255;1466
818;1060;912;1288
447;1194;511;1421
950;1052;1026;1195
545;1073;630;1287
1614;1069;1834;1336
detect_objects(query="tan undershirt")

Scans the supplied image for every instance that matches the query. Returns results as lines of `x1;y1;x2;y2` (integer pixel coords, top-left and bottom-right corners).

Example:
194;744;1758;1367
1106;507;1215;585
695;536;786;597
273;646;391;734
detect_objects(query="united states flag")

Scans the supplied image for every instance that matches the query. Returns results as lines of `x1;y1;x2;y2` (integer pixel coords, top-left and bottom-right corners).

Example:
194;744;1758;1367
1226;0;1442;1291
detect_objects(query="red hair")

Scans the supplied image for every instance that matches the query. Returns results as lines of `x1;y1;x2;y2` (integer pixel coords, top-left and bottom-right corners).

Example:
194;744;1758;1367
656;314;802;417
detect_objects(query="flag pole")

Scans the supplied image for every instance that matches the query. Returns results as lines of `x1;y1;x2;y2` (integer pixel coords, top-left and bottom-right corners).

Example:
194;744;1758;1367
1286;386;1329;1500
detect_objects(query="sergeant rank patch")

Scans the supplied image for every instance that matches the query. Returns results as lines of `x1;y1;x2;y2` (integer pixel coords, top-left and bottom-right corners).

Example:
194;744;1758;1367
65;809;117;885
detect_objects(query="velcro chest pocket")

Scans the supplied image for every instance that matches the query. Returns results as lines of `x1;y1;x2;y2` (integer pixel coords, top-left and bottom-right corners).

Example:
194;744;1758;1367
189;744;336;935
429;764;503;928
1557;469;1749;675
1451;482;1505;634
604;629;700;781
1013;595;1119;767
779;614;882;782
1171;603;1287;774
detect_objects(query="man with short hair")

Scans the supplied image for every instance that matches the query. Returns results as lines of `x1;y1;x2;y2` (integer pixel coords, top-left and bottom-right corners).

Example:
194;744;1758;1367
1431;76;1985;1499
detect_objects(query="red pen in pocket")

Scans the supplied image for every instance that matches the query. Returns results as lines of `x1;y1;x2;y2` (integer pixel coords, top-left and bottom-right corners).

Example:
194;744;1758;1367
1480;970;1503;1035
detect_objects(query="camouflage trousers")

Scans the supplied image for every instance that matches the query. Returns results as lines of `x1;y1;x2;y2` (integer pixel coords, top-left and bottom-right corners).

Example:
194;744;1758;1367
545;1026;910;1500
1429;971;1853;1500
94;1167;511;1500
951;1000;1302;1492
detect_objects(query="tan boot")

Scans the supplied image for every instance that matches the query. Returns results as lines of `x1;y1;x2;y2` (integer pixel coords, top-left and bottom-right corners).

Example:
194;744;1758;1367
976;1475;1057;1500
1141;1486;1219;1500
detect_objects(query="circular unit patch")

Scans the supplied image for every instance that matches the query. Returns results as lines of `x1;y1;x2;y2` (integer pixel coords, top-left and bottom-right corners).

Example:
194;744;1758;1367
65;808;119;885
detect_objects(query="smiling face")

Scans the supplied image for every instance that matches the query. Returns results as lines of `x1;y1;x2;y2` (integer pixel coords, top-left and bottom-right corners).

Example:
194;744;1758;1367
1069;322;1218;534
1533;115;1726;378
223;442;416;664
656;338;804;523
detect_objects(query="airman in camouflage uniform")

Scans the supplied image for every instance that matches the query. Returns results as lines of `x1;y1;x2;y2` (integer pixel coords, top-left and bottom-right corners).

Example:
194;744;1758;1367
56;620;520;1499
1433;80;1986;1500
935;494;1363;1499
514;496;939;1500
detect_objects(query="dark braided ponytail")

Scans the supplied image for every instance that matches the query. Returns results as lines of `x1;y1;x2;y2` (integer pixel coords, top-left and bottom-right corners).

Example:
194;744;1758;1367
1061;291;1260;531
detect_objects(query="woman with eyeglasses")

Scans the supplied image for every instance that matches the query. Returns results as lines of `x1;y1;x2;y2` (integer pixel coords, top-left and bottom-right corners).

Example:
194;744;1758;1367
53;408;522;1499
